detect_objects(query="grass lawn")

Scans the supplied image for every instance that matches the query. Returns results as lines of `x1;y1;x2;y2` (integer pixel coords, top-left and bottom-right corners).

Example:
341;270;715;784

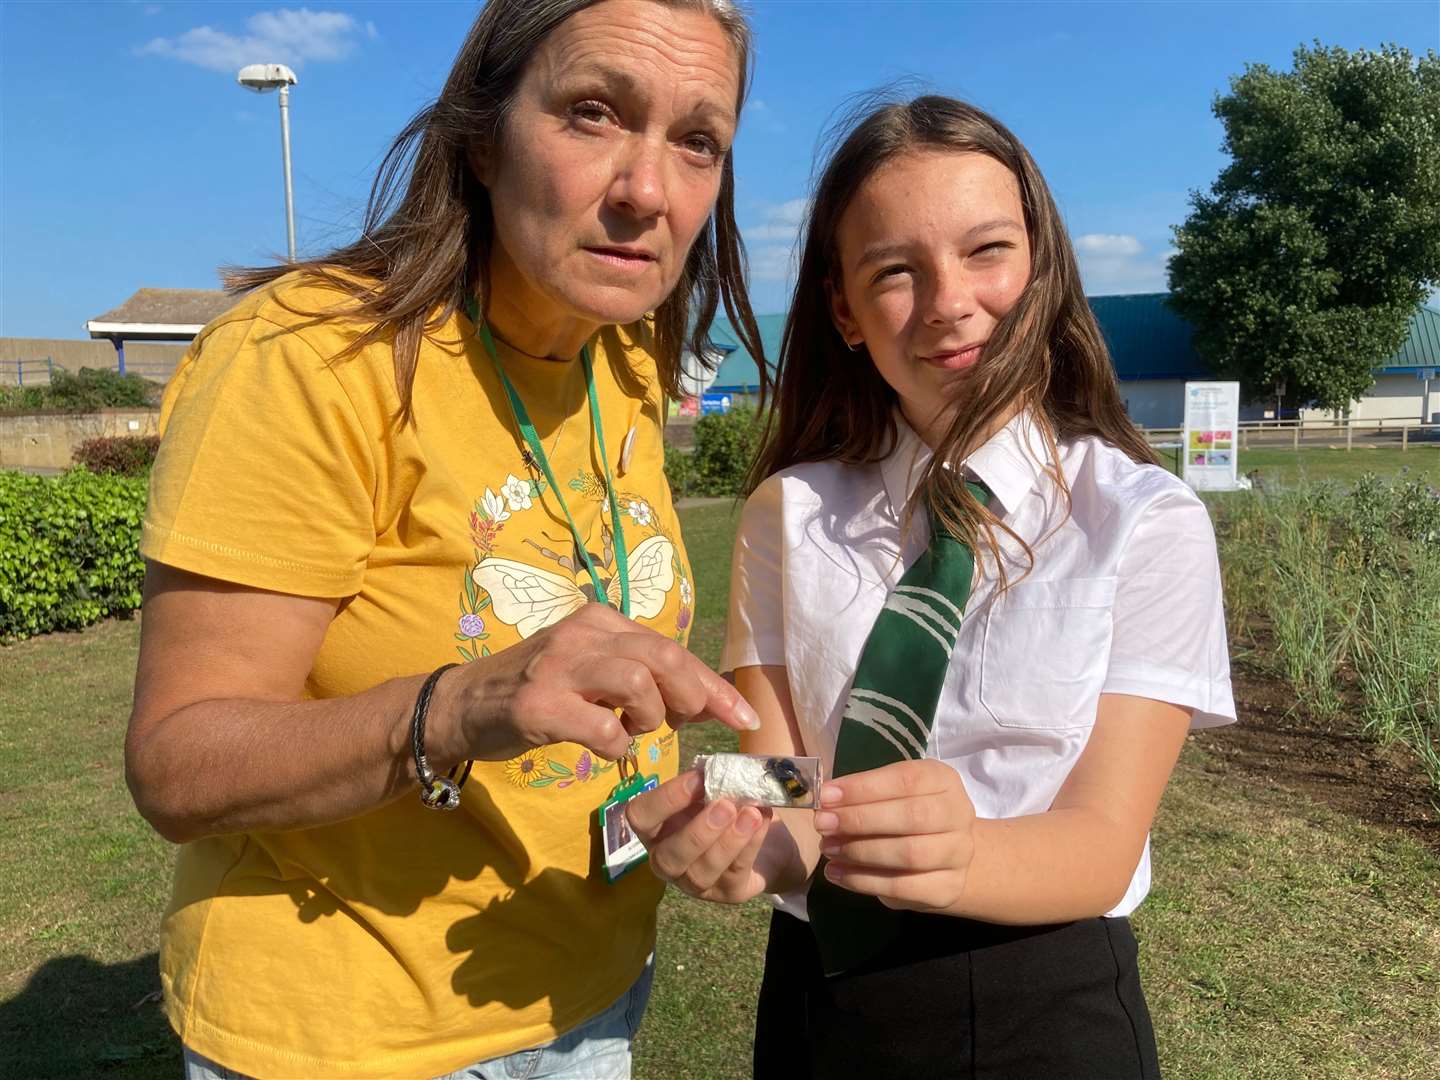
1154;444;1440;486
2;498;1438;1078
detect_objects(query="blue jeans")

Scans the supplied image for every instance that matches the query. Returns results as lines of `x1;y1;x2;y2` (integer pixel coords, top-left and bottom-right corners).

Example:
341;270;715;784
183;957;654;1080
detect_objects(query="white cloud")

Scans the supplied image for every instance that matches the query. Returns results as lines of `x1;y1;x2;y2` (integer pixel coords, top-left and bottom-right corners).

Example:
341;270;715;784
749;243;799;284
1076;235;1175;296
769;198;809;227
138;8;367;73
744;198;808;241
1074;233;1143;257
742;198;809;282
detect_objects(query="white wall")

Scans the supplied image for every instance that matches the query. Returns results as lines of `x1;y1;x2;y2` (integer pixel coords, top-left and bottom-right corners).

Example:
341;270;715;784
678;347;723;399
1299;374;1436;423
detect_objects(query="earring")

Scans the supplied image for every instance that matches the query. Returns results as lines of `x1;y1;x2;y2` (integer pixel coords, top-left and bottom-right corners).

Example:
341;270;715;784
847;340;862;352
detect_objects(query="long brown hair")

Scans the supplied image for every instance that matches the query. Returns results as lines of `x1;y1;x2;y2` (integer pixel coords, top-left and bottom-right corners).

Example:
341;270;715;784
225;0;766;416
753;94;1158;578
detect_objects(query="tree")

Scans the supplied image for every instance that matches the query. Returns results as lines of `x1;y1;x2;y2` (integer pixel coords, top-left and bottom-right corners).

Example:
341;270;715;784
1168;43;1440;412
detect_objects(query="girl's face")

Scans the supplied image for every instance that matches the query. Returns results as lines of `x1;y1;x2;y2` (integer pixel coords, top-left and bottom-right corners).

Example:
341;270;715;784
830;150;1032;444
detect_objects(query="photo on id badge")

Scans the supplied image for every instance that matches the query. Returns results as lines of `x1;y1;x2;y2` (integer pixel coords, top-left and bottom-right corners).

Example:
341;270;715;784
601;775;657;882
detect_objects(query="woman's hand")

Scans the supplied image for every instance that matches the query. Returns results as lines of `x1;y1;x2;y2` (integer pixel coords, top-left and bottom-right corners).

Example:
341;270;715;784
624;770;774;903
813;759;977;913
438;604;760;765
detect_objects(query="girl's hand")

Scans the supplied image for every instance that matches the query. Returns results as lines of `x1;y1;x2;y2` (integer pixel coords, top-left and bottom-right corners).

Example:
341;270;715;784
814;759;976;913
625;769;774;903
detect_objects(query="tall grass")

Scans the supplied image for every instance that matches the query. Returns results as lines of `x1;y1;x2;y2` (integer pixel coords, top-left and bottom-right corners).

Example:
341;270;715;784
1212;475;1440;792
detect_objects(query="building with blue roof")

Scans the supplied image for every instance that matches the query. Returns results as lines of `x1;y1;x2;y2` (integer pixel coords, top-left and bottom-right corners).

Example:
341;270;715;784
698;295;1440;427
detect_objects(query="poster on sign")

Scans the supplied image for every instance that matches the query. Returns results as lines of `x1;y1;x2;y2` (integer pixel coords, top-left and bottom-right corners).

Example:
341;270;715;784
1182;381;1241;492
700;392;733;415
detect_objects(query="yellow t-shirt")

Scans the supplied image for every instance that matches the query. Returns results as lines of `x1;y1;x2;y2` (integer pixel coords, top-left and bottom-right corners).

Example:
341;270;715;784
142;273;691;1078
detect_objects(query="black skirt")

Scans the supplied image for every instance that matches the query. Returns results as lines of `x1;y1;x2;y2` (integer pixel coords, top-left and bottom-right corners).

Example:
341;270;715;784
753;908;1160;1079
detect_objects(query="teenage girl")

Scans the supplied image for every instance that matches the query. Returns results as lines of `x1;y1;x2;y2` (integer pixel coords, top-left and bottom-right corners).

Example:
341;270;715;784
628;95;1235;1078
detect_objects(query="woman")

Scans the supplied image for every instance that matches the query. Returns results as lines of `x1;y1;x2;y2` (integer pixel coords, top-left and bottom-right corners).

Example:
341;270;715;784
627;95;1235;1077
125;2;765;1077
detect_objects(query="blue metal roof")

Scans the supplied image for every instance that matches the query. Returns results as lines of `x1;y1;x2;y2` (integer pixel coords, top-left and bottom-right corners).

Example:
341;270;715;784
705;298;1440;387
1087;293;1211;381
707;313;784;391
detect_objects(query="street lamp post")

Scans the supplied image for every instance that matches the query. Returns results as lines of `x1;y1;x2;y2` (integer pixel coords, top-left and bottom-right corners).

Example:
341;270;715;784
236;63;299;261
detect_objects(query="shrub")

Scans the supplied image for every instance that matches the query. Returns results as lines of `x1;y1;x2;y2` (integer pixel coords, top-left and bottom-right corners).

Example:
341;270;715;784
688;406;763;497
0;469;147;643
73;435;161;476
0;385;47;411
46;367;157;410
664;445;696;500
0;367;160;413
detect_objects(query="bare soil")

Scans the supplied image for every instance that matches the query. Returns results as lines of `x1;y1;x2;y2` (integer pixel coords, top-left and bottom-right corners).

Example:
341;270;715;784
1193;660;1440;855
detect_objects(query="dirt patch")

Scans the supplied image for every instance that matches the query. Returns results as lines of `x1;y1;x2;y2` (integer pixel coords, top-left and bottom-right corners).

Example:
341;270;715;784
1193;663;1440;855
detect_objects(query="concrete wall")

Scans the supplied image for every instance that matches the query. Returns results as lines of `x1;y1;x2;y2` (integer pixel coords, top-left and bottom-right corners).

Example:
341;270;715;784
0;408;161;471
0;337;188;383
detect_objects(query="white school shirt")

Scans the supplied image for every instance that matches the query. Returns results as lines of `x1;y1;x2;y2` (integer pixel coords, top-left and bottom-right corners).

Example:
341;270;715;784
720;409;1236;921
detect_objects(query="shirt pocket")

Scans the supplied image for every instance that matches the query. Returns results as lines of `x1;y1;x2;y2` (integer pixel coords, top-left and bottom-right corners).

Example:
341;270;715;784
978;577;1117;730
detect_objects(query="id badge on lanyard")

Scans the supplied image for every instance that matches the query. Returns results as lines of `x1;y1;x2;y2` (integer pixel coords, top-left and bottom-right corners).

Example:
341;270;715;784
598;757;659;883
470;302;652;885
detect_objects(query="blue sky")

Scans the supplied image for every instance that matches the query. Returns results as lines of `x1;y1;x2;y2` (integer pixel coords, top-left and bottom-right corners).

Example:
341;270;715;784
1;0;1435;339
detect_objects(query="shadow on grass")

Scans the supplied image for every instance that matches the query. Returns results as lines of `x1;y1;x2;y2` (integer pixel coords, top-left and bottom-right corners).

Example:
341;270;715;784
0;952;178;1079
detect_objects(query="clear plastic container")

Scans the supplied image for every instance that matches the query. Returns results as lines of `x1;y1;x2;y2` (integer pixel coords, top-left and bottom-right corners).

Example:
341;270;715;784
693;752;823;809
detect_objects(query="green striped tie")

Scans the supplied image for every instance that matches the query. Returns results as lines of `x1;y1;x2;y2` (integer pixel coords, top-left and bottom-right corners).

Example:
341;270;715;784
807;482;990;975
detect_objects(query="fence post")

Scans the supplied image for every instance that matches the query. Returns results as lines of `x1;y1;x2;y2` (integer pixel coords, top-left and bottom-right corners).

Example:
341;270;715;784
1346;419;1353;452
1292;423;1299;452
1402;425;1409;452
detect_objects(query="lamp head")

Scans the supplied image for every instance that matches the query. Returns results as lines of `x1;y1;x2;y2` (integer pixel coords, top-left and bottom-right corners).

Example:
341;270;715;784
236;63;298;93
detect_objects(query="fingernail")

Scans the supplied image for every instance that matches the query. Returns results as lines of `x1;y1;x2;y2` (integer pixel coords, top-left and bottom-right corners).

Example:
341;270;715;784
825;862;844;881
683;771;702;796
821;839;839;856
814;811;838;833
707;801;735;827
736;810;760;835
736;701;761;731
819;784;842;806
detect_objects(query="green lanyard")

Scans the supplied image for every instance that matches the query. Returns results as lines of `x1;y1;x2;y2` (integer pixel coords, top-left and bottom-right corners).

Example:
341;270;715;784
467;300;630;617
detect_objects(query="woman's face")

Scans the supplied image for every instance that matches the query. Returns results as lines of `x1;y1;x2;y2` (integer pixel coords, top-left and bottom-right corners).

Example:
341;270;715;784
478;0;739;330
831;150;1032;442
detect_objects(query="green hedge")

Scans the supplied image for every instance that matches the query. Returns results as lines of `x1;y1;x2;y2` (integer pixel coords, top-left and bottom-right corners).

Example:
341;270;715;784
0;367;160;413
0;469;147;642
0;406;764;643
666;407;764;499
